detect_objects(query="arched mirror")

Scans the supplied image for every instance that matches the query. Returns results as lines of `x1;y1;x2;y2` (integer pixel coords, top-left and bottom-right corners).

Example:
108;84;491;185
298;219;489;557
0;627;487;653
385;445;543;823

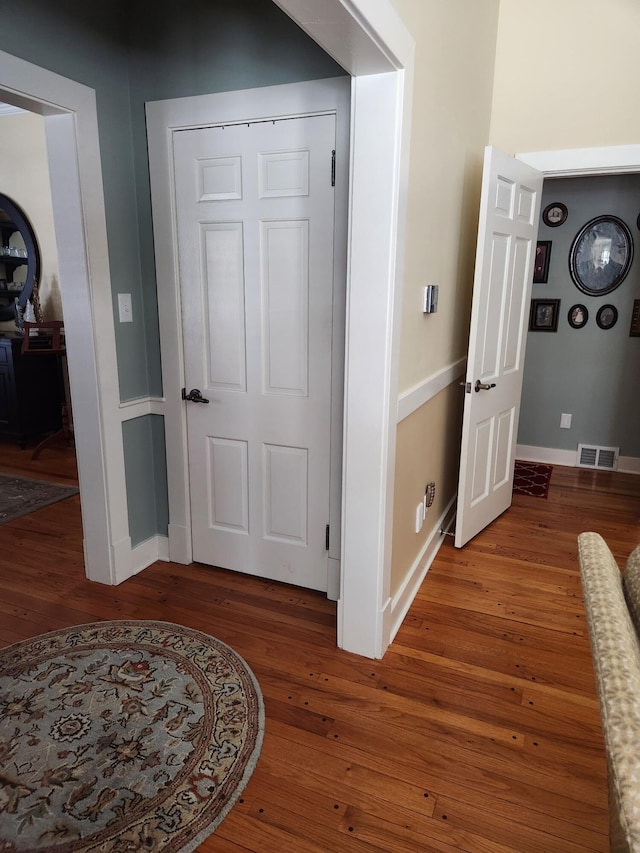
0;193;41;322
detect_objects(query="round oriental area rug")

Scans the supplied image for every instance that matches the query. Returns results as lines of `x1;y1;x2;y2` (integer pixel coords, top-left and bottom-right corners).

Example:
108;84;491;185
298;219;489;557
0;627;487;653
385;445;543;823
0;620;264;853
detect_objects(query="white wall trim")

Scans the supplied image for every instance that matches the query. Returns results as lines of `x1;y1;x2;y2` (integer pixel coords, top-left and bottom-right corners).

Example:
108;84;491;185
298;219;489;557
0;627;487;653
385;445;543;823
620;458;640;475
0;50;130;586
271;0;412;73
516;444;577;467
517;444;640;474
397;358;466;423
382;495;456;653
112;535;169;584
517;145;640;177
119;397;166;420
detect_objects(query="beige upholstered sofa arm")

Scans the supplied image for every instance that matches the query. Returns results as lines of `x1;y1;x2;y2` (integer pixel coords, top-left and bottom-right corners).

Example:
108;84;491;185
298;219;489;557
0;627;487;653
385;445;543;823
578;532;640;853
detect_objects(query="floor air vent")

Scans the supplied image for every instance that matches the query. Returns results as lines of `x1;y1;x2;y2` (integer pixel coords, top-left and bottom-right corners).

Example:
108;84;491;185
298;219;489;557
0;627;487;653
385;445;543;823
577;444;619;471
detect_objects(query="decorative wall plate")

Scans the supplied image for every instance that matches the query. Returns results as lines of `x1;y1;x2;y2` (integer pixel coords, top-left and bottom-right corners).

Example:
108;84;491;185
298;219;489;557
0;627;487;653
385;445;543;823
542;202;568;228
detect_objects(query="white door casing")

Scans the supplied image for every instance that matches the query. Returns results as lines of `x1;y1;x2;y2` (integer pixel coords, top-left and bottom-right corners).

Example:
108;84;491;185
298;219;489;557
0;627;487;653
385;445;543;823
147;9;414;657
455;146;543;548
173;116;337;592
0;49;129;585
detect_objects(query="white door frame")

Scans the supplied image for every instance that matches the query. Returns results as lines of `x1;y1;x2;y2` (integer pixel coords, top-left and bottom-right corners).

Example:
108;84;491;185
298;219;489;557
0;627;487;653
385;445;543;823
149;0;416;658
272;0;416;658
0;50;130;585
517;145;640;177
148;80;350;597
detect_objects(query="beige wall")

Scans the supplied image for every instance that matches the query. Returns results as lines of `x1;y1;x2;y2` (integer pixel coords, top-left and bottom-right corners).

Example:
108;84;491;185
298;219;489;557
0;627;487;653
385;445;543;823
387;1;499;598
0;111;62;331
491;0;640;153
390;0;500;393
391;383;463;595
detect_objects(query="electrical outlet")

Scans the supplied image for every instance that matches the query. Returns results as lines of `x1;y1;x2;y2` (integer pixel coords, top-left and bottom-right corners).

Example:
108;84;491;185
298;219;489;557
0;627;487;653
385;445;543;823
415;502;424;533
560;413;572;429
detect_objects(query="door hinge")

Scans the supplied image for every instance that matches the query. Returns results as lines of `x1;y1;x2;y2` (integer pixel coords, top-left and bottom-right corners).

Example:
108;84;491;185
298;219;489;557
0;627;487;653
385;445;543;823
325;524;330;551
331;149;336;187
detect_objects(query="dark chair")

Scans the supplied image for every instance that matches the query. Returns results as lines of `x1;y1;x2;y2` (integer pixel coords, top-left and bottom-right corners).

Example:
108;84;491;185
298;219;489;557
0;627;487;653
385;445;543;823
21;320;72;459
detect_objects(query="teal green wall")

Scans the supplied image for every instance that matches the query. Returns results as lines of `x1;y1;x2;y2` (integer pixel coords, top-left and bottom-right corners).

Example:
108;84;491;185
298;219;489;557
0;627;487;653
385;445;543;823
2;0;346;544
122;415;169;546
519;174;640;457
127;0;346;398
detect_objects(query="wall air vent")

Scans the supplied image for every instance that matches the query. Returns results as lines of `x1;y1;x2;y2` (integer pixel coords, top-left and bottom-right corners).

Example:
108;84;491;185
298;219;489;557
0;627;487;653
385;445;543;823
577;444;619;471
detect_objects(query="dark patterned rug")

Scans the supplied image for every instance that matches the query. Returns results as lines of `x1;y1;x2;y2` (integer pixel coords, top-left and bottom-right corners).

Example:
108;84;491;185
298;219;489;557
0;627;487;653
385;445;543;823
513;460;553;499
0;474;79;524
0;620;264;853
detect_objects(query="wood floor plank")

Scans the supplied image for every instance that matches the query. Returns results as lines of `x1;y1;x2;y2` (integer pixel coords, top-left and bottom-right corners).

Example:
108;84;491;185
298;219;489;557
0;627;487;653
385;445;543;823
0;443;637;852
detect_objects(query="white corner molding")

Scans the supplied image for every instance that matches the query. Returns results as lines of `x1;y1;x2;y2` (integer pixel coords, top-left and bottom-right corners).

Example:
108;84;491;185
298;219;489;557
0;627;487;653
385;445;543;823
517;145;640;177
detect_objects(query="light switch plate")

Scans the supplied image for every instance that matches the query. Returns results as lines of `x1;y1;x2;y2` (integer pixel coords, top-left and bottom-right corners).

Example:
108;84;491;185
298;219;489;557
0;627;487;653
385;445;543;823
118;293;133;323
560;413;572;429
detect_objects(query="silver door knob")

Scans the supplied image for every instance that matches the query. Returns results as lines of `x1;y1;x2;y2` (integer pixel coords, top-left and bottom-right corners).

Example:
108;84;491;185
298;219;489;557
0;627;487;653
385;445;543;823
474;380;496;392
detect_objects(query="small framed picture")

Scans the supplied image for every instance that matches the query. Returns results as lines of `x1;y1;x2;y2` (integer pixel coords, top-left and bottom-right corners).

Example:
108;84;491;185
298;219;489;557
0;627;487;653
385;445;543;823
542;202;568;228
596;304;618;330
568;303;588;329
533;241;552;283
529;298;560;332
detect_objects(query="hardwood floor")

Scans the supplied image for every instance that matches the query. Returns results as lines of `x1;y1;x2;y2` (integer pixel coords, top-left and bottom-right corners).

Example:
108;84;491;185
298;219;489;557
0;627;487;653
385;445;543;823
1;446;639;851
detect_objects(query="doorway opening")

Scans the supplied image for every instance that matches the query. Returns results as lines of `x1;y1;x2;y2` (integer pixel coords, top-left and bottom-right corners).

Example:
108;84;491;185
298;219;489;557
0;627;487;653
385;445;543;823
0;107;76;488
517;170;640;475
0;50;126;586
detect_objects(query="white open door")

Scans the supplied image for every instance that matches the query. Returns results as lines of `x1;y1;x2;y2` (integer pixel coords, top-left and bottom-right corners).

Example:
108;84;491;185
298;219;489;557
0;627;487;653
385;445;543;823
455;146;543;548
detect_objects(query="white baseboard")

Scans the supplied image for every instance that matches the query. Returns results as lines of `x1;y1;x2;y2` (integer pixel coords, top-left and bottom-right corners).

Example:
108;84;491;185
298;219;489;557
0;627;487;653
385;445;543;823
516;444;640;474
382;495;456;650
168;523;192;564
112;535;170;585
516;445;576;466
621;458;640;475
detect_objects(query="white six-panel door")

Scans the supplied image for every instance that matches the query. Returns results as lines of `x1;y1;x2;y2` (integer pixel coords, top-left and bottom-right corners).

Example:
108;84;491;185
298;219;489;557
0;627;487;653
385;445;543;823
173;115;336;591
455;147;543;548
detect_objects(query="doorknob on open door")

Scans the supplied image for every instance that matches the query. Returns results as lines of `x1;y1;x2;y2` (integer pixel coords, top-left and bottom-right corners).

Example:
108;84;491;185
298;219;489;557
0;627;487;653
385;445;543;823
474;380;496;392
182;388;210;404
